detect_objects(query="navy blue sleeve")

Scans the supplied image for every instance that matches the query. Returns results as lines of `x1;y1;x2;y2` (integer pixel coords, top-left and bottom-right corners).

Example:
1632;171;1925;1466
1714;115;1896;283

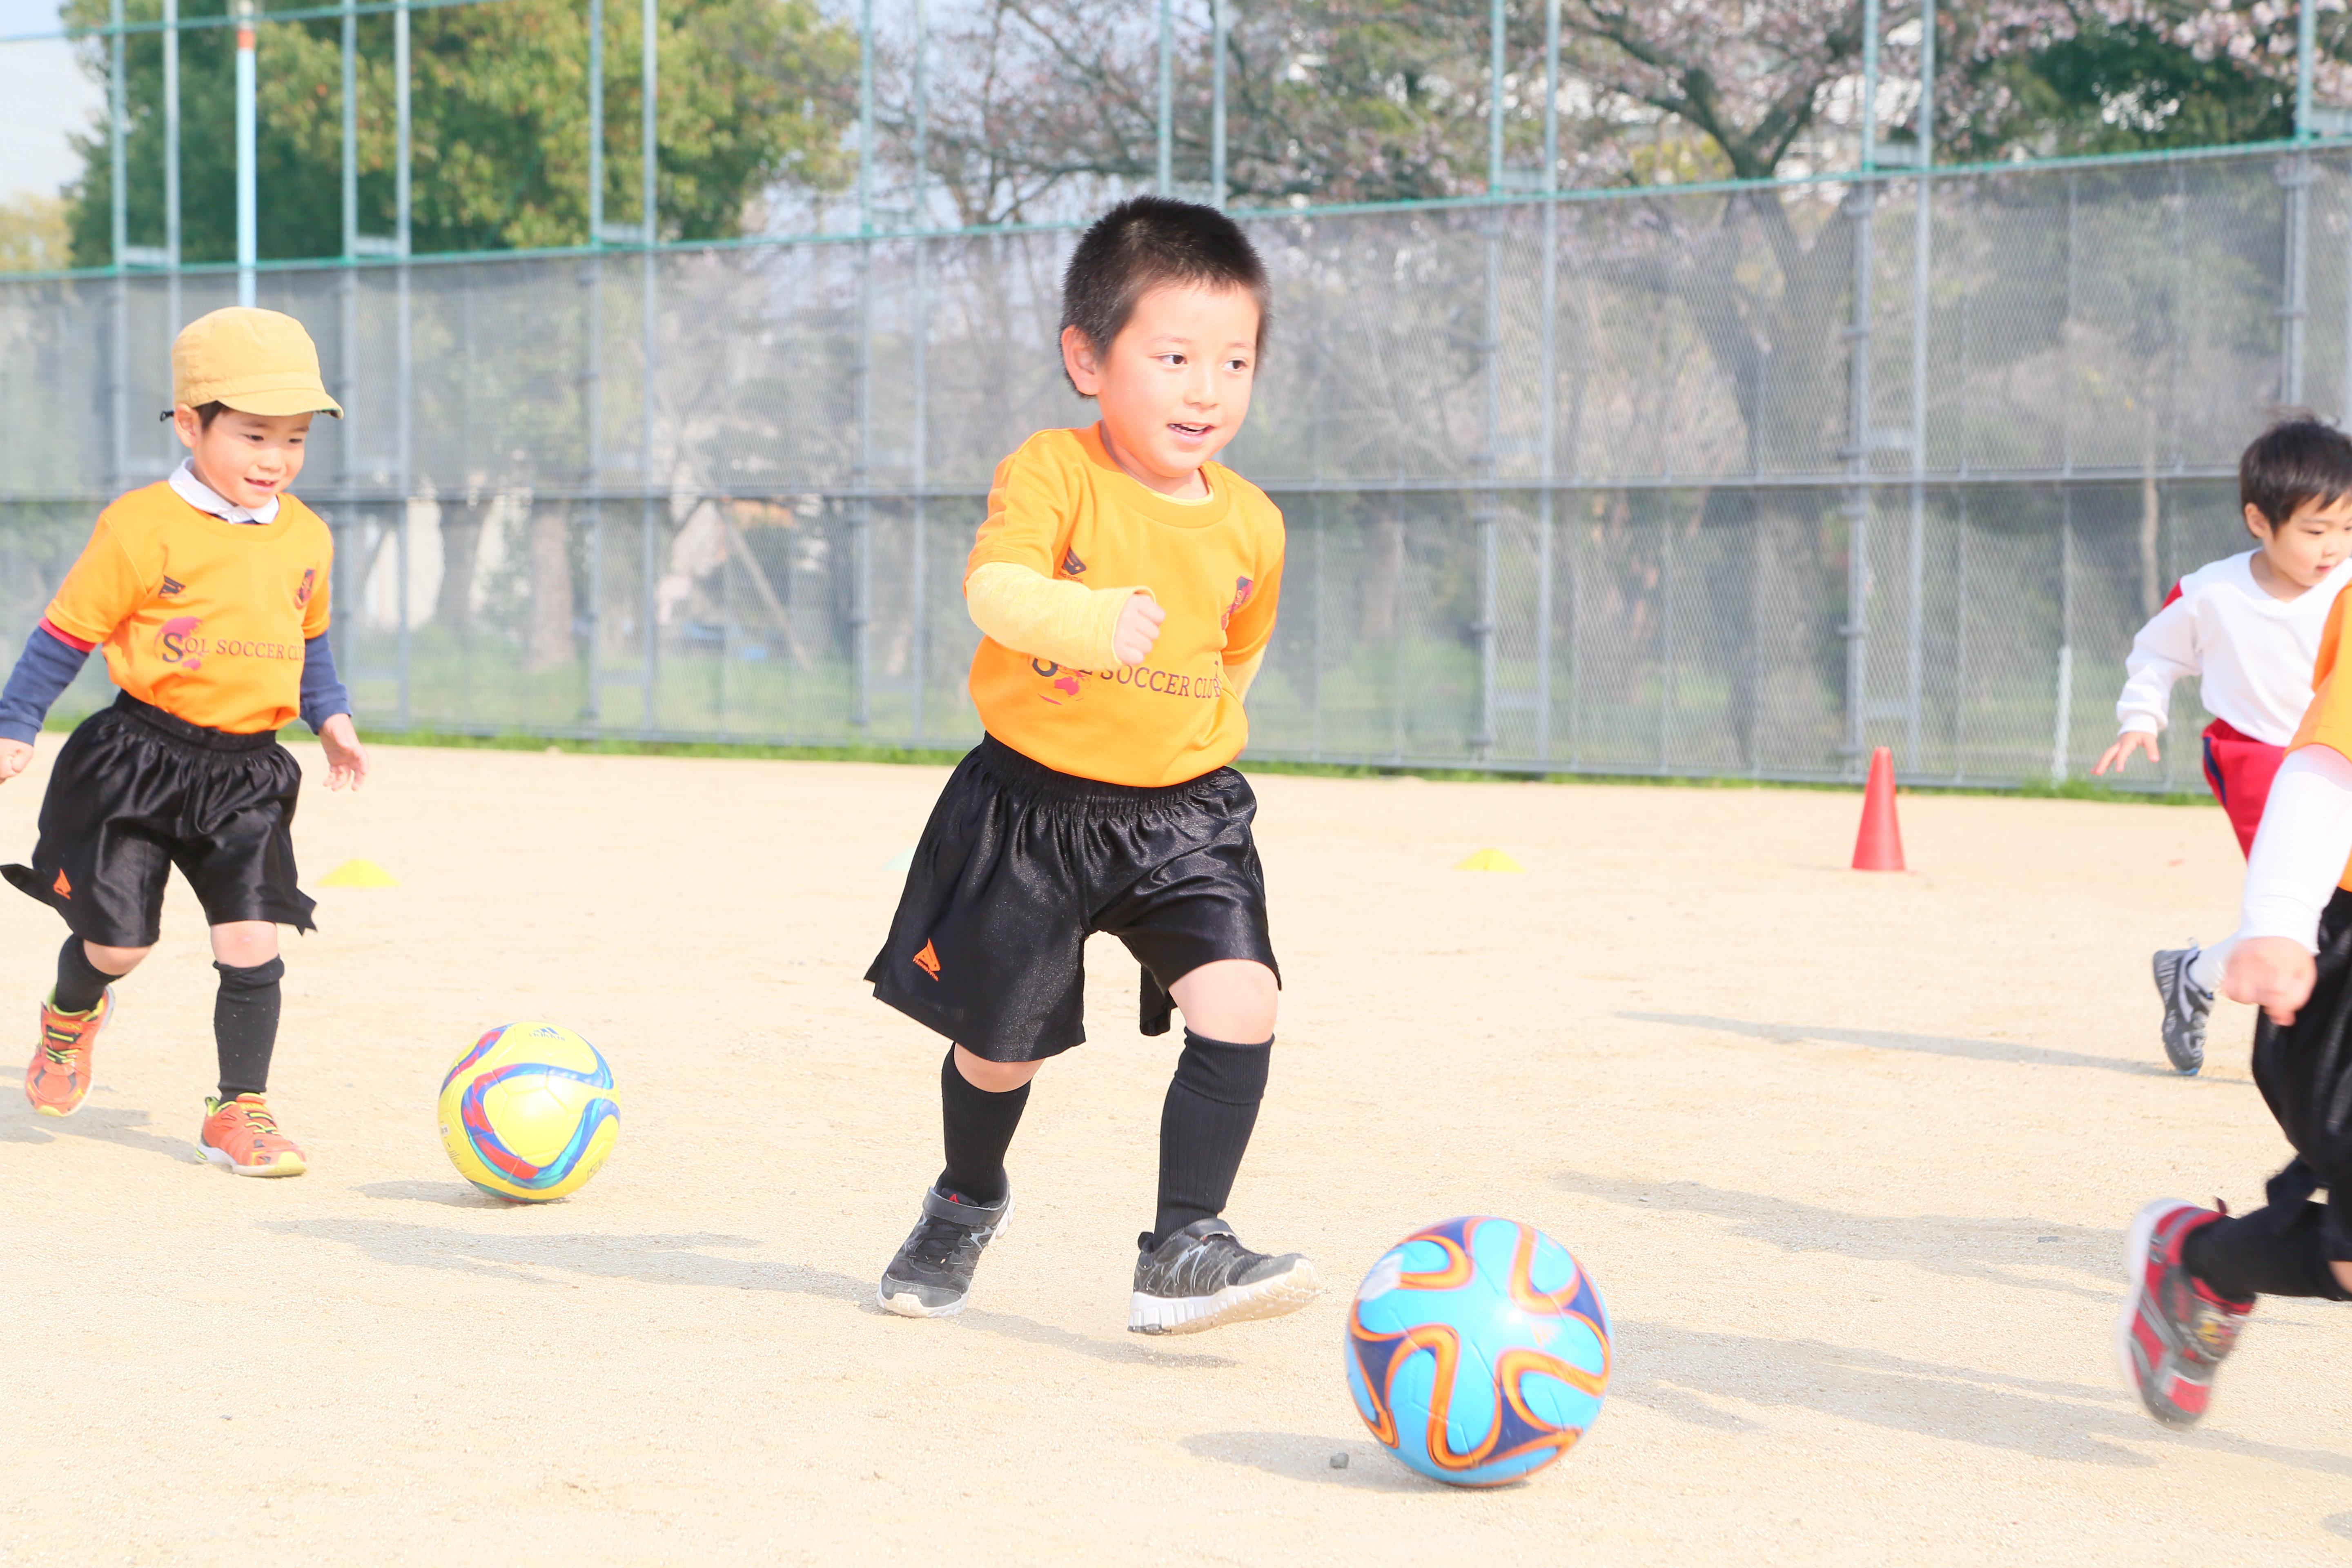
300;633;352;735
0;625;93;745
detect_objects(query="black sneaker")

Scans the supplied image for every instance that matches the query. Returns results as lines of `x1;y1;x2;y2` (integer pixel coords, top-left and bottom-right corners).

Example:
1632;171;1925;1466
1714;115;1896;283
1128;1218;1319;1335
2152;945;2211;1076
878;1185;1012;1319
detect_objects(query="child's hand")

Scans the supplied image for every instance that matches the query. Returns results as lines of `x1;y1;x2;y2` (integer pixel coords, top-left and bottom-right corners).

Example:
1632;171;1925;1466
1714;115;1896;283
318;713;369;791
2225;935;2316;1026
0;738;30;784
2093;731;2159;775
1113;592;1166;667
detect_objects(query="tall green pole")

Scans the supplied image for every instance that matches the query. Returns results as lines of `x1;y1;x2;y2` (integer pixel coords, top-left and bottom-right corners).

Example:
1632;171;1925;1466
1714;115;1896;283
165;0;182;266
234;0;256;304
338;0;354;258
588;0;604;241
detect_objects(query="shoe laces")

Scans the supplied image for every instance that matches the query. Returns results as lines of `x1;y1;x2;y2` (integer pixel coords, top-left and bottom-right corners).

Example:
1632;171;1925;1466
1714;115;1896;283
223;1098;280;1138
906;1212;981;1268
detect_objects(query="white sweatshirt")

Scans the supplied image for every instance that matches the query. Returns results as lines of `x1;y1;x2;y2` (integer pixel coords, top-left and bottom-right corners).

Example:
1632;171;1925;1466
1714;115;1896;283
2114;551;2352;745
2235;743;2352;950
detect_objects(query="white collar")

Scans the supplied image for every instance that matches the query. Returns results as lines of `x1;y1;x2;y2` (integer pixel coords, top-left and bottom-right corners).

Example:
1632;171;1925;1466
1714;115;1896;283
171;459;280;525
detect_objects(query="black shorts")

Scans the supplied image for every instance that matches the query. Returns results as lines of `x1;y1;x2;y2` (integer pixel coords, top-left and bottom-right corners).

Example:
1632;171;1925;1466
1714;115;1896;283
866;735;1278;1062
1;693;315;948
2253;885;2352;1259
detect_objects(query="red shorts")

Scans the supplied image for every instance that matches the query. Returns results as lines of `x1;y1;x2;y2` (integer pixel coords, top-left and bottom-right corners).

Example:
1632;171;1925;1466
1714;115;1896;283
2202;717;2288;858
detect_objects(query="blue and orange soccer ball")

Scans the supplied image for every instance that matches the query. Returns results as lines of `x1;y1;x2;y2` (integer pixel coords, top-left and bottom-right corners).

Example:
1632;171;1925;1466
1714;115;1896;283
1345;1216;1611;1486
437;1022;620;1203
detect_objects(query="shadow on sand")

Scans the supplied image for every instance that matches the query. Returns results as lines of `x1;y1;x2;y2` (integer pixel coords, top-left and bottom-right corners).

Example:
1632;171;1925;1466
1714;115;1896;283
0;1102;193;1161
256;1213;1234;1370
1555;1169;2125;1305
1620;1011;2192;1078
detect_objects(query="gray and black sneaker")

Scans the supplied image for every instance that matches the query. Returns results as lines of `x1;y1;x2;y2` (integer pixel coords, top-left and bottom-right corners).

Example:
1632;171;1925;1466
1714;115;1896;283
1128;1218;1319;1335
878;1185;1012;1319
2153;945;2212;1076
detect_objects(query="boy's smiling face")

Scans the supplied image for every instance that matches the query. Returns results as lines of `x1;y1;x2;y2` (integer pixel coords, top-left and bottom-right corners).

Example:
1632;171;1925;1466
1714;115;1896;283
1060;281;1260;498
173;405;313;512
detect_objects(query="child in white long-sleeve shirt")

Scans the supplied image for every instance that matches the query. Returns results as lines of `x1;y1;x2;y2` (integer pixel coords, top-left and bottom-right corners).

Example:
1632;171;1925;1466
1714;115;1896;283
2094;417;2352;1074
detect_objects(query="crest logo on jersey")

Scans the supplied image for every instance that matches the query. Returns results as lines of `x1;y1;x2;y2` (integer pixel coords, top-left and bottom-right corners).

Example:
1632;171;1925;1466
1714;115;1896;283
1061;548;1087;577
160;575;185;597
295;568;316;608
156;616;204;670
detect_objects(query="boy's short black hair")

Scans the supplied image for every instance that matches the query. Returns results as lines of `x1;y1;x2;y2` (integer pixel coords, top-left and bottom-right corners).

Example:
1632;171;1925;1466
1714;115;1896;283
159;400;230;429
2241;413;2352;526
1060;196;1271;377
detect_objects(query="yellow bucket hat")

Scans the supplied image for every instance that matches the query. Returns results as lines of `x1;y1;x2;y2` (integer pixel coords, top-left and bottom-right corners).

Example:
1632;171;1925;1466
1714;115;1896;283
171;307;343;418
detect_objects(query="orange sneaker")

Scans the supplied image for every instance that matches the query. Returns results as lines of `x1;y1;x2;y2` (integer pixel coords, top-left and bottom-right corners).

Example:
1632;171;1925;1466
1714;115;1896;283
196;1094;307;1177
26;989;112;1118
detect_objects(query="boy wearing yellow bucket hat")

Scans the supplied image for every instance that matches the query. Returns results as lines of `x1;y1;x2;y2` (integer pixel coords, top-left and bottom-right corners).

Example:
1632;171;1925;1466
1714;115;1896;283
0;306;367;1176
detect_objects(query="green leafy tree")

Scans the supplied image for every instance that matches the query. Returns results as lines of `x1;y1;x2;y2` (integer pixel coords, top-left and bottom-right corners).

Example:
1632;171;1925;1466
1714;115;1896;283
63;0;857;265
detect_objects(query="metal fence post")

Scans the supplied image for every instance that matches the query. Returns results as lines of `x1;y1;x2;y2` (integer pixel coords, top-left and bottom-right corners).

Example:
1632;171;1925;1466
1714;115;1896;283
109;0;127;492
395;0;413;724
852;0;874;733
1904;0;1933;770
339;0;354;260
1156;0;1172;193
1536;0;1560;763
588;0;604;241
235;0;256;305
1471;0;1503;761
2053;490;2074;782
640;0;658;731
2285;154;2311;405
165;0;181;266
911;0;931;742
1841;0;1880;777
1211;0;1227;207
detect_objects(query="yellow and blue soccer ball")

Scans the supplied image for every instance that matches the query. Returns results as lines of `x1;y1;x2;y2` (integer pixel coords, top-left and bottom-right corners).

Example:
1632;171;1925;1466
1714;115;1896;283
1345;1216;1610;1486
437;1022;619;1203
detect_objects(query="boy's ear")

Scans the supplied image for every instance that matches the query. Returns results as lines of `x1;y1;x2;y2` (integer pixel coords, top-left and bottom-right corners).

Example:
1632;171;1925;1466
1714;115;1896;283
170;405;202;453
1061;325;1105;398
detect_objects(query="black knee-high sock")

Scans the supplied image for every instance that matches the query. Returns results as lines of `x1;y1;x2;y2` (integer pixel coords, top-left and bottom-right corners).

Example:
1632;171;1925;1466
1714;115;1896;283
937;1049;1027;1207
1152;1030;1272;1248
55;936;116;1014
2183;1203;2352;1301
214;958;284;1100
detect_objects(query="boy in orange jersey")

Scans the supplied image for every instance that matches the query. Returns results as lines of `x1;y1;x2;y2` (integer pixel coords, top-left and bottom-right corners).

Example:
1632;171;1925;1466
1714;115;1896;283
0;307;366;1176
868;197;1316;1334
2118;584;2352;1427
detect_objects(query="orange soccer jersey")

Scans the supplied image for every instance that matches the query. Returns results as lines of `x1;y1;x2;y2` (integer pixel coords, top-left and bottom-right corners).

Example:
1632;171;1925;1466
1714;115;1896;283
41;482;334;735
966;425;1285;788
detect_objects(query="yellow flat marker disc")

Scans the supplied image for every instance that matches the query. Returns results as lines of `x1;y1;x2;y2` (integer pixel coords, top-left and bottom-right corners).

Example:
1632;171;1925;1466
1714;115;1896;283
319;858;399;888
1454;848;1525;873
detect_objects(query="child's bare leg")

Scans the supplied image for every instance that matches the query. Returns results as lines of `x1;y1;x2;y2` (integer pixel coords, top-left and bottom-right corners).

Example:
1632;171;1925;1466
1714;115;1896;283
1167;958;1277;1045
1154;959;1278;1244
207;921;283;1101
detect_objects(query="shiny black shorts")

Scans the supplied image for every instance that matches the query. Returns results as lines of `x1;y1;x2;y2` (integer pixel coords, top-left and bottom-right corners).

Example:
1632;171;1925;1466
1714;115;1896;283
2;693;315;948
866;735;1278;1062
2254;884;2352;1260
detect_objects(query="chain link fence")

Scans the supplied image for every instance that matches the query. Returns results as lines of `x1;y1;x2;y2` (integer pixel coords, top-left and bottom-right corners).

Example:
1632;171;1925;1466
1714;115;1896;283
3;141;2346;786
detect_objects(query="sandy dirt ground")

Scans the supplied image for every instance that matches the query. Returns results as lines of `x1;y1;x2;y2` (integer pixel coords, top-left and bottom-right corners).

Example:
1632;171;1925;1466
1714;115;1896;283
0;739;2344;1566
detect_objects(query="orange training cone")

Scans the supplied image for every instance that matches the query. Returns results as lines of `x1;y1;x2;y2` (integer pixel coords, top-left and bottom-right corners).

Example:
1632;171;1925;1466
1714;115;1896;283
1851;746;1905;872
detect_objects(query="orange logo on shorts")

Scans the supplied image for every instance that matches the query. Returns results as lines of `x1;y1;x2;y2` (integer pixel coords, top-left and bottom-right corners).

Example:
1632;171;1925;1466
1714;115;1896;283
912;940;942;980
51;870;70;899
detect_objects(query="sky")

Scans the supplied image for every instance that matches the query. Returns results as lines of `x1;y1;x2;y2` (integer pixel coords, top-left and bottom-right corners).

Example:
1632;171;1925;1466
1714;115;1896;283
0;0;104;203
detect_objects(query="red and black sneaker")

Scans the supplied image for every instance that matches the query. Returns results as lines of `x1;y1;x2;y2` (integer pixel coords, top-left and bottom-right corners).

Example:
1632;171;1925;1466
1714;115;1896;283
2114;1198;2254;1428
